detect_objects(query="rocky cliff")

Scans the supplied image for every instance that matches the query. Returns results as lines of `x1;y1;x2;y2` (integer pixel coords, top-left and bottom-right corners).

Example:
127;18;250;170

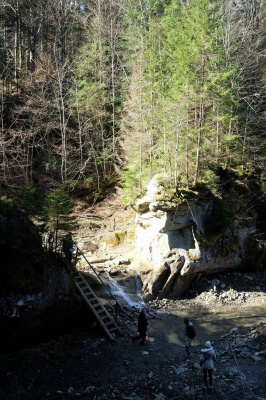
131;174;260;299
0;211;84;353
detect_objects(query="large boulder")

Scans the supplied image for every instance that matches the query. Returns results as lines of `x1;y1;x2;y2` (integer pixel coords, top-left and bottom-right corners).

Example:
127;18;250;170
132;174;256;298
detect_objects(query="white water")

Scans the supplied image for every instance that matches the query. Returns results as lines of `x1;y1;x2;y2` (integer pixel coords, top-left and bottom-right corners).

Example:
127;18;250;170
107;275;144;309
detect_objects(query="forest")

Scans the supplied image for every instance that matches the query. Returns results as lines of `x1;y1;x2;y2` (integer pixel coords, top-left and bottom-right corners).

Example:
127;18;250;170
0;0;265;235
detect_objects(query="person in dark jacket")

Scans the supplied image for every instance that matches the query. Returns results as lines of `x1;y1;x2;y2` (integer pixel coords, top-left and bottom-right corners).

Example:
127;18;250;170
132;309;149;345
62;232;74;267
184;318;196;357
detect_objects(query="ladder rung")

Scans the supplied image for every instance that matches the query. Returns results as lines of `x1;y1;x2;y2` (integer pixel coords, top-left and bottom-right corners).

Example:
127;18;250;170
87;298;98;304
78;282;88;287
90;303;101;309
102;317;111;324
108;327;117;333
85;294;95;299
105;322;114;328
97;309;107;315
86;292;96;297
94;306;103;312
83;288;92;293
72;267;120;341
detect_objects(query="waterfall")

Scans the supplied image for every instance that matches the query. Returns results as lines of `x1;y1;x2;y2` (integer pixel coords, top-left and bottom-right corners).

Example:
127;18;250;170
106;274;144;309
135;274;142;297
186;199;198;227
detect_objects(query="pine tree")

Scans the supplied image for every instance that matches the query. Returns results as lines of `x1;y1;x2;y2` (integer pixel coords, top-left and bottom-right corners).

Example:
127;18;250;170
121;0;243;196
71;0;127;191
43;189;76;252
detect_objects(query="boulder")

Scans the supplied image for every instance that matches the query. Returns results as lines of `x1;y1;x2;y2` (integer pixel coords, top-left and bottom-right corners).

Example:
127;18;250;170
132;174;256;298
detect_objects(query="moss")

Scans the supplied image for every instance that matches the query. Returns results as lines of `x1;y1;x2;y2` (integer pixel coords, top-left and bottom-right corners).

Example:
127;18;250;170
220;235;241;255
154;191;179;203
204;197;231;236
155;174;171;186
154;186;199;204
116;231;127;243
104;231;127;247
240;234;266;271
127;231;136;240
198;232;224;247
86;221;102;230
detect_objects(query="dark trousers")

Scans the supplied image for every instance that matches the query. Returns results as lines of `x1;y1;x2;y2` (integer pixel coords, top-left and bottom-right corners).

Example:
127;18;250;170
133;331;146;345
203;368;213;387
185;337;193;356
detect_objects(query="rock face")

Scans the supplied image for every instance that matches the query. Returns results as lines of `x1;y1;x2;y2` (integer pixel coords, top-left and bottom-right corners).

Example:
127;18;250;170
131;174;256;299
0;211;85;354
0;248;85;354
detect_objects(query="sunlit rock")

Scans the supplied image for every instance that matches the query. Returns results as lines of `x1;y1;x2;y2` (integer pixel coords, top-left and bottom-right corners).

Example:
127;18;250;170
132;174;256;298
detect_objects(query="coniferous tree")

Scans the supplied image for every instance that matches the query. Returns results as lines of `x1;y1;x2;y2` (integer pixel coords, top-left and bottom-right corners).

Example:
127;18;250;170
121;0;244;196
71;0;127;192
43;189;75;252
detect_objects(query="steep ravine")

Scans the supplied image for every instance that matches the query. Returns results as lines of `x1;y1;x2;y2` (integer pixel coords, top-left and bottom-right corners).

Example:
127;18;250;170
0;187;265;399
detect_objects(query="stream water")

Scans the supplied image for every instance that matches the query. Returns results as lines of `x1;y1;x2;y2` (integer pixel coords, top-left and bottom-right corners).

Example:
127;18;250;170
104;273;266;346
108;279;143;309
161;305;266;347
99;272;144;309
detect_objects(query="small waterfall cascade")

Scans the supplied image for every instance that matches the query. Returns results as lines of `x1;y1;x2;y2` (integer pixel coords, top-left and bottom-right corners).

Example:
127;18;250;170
135;274;143;297
185;199;201;259
105;273;144;309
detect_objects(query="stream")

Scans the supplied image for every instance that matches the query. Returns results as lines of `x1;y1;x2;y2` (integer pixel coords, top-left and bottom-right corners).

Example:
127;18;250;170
161;305;266;347
107;278;143;309
102;272;266;346
97;271;145;309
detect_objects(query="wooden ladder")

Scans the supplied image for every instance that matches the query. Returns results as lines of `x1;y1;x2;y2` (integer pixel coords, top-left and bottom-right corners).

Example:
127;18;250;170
72;269;123;341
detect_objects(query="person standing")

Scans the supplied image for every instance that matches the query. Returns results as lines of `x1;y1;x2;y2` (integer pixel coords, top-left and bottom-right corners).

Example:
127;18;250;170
199;341;216;390
132;308;149;345
62;232;74;268
184;318;196;357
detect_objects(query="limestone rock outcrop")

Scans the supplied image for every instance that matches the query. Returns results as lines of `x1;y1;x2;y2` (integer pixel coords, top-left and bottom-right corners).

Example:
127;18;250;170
131;174;256;299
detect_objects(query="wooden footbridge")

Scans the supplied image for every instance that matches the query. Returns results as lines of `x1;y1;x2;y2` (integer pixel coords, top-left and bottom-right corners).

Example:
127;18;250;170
70;247;123;341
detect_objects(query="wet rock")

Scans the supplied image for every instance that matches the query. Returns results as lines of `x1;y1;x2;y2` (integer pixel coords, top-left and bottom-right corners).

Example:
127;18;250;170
229;327;239;335
182;385;197;397
154;393;167;400
251;355;263;362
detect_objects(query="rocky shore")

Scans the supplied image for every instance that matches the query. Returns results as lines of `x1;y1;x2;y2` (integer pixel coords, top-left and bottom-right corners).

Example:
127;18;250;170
0;271;265;400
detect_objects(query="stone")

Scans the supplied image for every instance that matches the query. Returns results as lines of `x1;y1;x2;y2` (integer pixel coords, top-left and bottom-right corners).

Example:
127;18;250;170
80;240;98;252
154;393;167;400
229;327;239;335
132;174;256;298
251;355;263;362
182;386;197;397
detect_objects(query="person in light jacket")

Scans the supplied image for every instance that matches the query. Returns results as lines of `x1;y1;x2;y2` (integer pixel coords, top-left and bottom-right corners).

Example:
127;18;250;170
199;341;216;390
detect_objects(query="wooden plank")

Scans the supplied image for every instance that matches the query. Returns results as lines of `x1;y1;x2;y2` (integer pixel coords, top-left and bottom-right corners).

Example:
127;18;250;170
73;270;122;340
